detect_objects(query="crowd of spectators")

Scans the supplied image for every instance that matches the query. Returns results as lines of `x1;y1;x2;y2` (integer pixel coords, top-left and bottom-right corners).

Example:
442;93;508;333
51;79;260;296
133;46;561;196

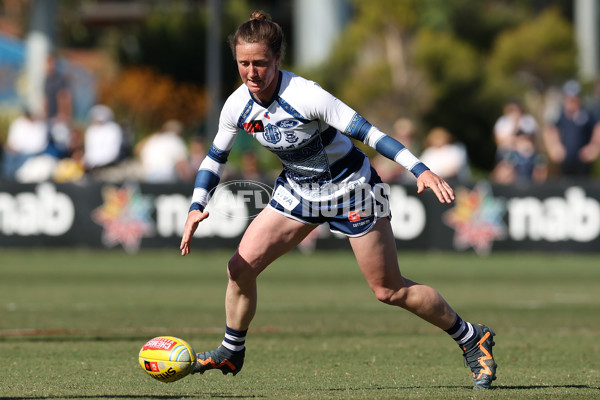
490;78;600;185
1;58;600;187
0;55;207;185
542;80;600;178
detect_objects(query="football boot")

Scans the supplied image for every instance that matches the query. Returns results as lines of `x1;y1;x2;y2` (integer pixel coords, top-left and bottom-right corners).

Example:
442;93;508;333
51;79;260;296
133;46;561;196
462;324;497;389
192;346;245;376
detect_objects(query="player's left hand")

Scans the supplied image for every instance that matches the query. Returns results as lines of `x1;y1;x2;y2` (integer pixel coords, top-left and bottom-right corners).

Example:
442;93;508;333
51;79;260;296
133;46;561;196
416;170;455;204
180;209;210;256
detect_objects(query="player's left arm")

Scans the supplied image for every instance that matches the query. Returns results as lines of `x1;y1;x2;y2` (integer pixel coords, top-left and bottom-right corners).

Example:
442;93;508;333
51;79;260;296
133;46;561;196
307;85;454;203
415;170;455;204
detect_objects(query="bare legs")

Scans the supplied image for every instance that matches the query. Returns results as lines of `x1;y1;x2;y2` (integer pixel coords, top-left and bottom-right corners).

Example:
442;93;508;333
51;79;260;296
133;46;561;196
348;217;457;330
225;207;316;330
224;210;456;332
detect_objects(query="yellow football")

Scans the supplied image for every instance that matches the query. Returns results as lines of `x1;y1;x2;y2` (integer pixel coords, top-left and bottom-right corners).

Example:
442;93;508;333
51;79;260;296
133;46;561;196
138;336;196;383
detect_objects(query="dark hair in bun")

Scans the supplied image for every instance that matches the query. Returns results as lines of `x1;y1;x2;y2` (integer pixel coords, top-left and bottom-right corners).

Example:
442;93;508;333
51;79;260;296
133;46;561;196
229;10;286;60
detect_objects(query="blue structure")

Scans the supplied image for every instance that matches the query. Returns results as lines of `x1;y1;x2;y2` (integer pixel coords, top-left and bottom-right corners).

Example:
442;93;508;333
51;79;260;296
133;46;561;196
0;32;96;122
0;32;25;106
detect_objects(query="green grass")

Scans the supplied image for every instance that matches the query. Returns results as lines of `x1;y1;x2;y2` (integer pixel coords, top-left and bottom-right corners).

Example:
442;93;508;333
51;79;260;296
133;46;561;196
1;249;599;399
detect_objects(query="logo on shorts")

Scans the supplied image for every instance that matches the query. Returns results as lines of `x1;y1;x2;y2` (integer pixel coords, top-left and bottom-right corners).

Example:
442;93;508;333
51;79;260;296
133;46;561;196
348;210;369;222
273;185;300;210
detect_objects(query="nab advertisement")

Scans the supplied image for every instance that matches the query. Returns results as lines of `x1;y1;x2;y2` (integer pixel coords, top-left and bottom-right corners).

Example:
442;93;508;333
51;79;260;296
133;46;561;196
1;180;599;253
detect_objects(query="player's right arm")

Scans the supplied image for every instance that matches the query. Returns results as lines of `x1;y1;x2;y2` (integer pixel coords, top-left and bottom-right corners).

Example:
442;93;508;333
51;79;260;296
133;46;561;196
180;140;233;256
181;96;240;255
180;209;210;255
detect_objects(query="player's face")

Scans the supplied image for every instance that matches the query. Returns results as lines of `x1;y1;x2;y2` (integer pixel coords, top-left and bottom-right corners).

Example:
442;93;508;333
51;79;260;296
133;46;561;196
235;41;280;103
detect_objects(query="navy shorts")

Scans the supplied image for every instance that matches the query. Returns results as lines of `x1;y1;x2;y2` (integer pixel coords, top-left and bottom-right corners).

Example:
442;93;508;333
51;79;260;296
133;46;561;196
268;168;390;237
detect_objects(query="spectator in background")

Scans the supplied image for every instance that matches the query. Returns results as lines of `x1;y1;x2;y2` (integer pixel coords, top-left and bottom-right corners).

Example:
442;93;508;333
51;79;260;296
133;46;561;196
543;80;600;178
83;105;124;172
44;54;73;158
419;127;470;183
135;119;190;183
493;100;538;161
2;107;55;181
236;150;271;182
491;130;547;185
371;118;417;183
187;136;207;179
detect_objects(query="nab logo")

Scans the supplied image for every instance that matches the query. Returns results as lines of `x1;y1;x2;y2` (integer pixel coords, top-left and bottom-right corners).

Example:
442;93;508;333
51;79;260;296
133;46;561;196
243;120;264;133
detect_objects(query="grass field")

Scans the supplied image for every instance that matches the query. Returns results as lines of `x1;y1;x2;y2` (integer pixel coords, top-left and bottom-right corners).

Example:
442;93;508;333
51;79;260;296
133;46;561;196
1;248;599;400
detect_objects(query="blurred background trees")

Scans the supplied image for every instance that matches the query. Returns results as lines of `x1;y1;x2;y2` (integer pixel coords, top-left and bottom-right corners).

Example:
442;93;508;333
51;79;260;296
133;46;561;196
305;0;579;173
0;0;593;175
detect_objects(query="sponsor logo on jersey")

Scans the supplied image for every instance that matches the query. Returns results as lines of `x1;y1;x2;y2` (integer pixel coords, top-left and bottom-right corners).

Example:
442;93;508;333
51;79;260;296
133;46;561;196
264;111;270;119
276;119;299;128
284;131;298;143
143;337;177;351
263;124;282;144
243;120;264;133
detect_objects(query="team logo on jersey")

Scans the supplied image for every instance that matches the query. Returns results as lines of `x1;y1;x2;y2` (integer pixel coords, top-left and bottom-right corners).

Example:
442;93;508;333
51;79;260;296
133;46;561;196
276;119;299;129
263;124;282;144
243;120;264;133
284;131;298;143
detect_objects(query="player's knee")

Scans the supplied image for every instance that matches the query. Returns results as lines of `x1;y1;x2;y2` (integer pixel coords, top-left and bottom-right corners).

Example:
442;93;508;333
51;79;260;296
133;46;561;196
372;286;408;306
227;251;259;282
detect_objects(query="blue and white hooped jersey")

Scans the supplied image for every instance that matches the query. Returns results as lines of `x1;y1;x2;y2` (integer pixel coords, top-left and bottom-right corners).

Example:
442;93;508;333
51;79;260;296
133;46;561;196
190;70;428;212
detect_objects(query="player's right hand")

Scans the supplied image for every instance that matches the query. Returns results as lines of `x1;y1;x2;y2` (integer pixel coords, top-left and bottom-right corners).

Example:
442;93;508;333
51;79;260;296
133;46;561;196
180;210;210;256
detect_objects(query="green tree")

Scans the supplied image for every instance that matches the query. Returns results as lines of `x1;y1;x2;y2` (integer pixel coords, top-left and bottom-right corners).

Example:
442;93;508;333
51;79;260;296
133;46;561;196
413;29;497;170
306;1;578;172
485;7;576;98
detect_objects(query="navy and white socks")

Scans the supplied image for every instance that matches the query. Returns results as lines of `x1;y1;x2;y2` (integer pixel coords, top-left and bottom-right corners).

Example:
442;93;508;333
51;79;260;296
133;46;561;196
445;315;477;348
221;326;247;354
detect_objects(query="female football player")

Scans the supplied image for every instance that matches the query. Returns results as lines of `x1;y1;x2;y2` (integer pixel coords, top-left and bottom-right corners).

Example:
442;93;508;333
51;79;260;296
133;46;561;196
180;10;496;389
